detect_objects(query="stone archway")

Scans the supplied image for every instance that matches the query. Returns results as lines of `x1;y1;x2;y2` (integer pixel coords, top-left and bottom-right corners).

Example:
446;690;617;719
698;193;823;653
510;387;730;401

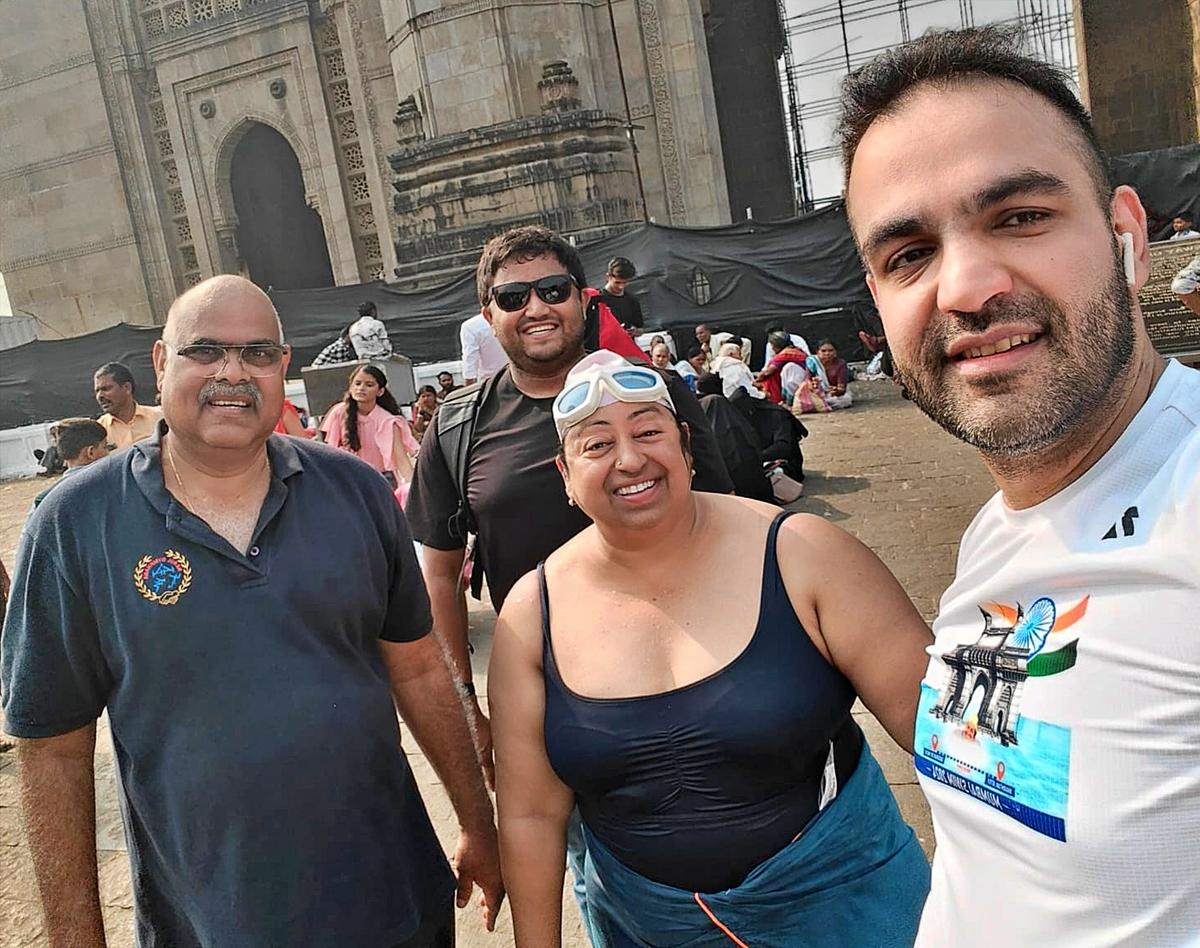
228;122;335;290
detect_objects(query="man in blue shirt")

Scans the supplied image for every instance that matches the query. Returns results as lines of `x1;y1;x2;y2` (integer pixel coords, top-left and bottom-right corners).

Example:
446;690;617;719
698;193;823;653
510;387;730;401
2;275;502;946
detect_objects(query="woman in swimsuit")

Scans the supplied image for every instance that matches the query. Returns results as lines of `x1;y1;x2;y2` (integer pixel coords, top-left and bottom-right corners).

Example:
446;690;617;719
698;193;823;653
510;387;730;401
490;350;932;947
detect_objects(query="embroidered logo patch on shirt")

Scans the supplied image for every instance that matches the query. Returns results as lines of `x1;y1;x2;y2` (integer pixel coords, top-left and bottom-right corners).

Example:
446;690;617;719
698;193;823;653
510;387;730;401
133;550;193;606
914;595;1088;841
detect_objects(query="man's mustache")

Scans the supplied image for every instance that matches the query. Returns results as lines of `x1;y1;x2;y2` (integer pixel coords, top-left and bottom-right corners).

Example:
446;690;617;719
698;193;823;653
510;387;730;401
197;380;262;405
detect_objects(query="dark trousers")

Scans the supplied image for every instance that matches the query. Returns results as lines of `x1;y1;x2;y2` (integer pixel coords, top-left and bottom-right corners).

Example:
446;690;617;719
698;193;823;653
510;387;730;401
392;899;454;948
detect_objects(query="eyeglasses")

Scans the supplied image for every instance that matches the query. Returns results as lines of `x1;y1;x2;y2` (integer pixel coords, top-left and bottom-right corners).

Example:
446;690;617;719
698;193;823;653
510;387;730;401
172;343;288;378
553;363;675;439
489;274;576;312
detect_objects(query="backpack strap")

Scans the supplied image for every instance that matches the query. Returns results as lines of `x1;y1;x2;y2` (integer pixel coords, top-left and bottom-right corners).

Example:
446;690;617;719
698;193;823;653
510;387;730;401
434;370;501;544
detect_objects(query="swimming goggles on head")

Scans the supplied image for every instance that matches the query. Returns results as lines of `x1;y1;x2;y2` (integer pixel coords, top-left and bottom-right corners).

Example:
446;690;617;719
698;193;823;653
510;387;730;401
553;355;676;440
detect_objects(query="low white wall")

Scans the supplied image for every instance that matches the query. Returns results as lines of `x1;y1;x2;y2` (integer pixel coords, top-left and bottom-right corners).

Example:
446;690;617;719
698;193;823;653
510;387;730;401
0;422;54;480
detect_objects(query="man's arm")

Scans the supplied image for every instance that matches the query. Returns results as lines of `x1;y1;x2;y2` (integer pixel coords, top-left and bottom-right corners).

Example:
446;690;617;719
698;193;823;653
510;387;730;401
421;547;493;788
18;724;106;948
379;635;504;930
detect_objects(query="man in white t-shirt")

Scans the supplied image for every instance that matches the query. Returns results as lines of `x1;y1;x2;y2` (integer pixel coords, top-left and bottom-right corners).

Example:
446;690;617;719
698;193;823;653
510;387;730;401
459;312;509;384
841;27;1200;946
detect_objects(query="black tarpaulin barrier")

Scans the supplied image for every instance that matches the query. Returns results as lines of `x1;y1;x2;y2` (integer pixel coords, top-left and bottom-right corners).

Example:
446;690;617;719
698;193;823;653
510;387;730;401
0;324;162;430
270;203;874;367
1109;143;1200;241
1;204;874;428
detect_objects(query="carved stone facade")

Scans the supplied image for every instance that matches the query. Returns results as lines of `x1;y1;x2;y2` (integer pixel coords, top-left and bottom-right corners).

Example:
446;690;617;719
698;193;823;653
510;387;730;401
382;0;730;281
1;0;733;335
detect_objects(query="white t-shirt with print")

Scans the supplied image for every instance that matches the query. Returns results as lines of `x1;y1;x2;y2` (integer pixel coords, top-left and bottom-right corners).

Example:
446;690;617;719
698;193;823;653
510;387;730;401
915;360;1200;947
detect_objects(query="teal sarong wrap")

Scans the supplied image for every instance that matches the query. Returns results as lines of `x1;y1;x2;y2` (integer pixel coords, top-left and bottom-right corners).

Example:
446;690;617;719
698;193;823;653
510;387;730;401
581;744;930;947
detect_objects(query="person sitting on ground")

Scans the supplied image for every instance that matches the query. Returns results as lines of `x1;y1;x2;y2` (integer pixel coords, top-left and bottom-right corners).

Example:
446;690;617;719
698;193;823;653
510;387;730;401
809;340;853;410
490;351;932;947
711;330;752;365
410;407;434;444
696;373;774;503
725;381;810;486
34;425;65;477
756;331;811;404
761;325;811;370
94;361;162;450
32;419;111;509
274;399;314;438
319;365;419;496
669;344;703;393
436;371;458;400
648;341;675;373
414;385;440;418
1168;211;1199;241
310;304;377;367
348;311;393;360
311;325;356;366
694;323;714;371
712;341;764;400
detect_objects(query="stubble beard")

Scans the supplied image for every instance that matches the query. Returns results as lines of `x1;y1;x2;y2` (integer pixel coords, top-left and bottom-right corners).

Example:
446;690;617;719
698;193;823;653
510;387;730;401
504;308;587;377
896;252;1136;461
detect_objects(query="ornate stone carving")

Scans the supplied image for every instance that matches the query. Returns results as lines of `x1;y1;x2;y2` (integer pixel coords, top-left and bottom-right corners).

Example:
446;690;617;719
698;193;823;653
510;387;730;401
637;0;686;224
538;61;581;113
214;220;241;271
388;110;638;281
199;99;216;119
393;96;424;146
269;77;287;99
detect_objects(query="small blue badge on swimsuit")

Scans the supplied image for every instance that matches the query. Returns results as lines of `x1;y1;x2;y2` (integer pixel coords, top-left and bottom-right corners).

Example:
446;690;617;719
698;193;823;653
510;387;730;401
133;550;192;606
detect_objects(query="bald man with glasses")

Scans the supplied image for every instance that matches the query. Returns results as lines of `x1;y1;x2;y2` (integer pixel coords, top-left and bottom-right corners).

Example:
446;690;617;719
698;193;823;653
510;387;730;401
3;275;502;947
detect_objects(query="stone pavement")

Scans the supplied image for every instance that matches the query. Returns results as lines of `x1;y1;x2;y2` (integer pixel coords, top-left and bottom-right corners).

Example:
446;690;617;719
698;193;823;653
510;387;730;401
0;380;996;947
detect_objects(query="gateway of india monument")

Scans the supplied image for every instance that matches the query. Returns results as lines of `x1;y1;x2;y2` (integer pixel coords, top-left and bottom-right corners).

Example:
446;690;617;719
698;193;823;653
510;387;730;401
0;0;793;337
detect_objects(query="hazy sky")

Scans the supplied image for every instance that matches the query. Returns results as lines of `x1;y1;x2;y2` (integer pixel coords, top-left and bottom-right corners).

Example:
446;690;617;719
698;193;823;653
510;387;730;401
782;0;1078;204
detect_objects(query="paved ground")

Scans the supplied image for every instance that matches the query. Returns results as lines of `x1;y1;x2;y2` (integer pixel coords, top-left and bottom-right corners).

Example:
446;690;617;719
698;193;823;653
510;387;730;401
0;380;996;947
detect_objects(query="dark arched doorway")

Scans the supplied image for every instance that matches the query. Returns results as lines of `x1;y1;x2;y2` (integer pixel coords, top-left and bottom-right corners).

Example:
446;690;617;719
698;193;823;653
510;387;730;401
230;123;335;290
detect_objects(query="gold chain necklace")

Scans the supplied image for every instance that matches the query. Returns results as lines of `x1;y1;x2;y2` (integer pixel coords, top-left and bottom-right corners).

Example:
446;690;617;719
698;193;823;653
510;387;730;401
166;439;267;514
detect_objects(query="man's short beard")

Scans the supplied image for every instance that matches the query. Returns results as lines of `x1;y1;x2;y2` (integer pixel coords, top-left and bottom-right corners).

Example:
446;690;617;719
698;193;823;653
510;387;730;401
506;313;586;376
896;251;1136;460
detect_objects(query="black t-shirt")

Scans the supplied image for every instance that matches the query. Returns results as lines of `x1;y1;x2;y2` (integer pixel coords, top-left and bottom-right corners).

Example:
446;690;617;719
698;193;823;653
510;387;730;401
599;290;645;329
406;367;732;609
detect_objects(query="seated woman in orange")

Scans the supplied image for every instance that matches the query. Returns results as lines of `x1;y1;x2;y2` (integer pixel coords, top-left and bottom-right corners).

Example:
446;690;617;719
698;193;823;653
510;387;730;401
318;364;419;493
274;399;314;438
490;350;931;947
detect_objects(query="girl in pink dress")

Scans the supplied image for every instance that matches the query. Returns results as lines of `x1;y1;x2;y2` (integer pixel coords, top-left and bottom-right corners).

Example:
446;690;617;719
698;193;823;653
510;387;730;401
319;365;420;503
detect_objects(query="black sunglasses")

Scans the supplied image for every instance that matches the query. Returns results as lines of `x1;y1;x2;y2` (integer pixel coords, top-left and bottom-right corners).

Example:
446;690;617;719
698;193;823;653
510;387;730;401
489;274;576;313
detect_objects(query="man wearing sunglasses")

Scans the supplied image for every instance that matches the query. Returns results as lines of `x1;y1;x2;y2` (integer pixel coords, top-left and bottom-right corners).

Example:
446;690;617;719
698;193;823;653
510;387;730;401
406;224;732;913
3;275;502;946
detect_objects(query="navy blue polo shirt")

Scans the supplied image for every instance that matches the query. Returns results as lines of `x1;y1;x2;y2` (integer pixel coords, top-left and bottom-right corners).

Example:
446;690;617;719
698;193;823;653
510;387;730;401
1;426;454;946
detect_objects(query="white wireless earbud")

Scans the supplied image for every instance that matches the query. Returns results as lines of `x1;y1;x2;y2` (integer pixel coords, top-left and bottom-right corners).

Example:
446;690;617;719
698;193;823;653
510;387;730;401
1120;232;1136;286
